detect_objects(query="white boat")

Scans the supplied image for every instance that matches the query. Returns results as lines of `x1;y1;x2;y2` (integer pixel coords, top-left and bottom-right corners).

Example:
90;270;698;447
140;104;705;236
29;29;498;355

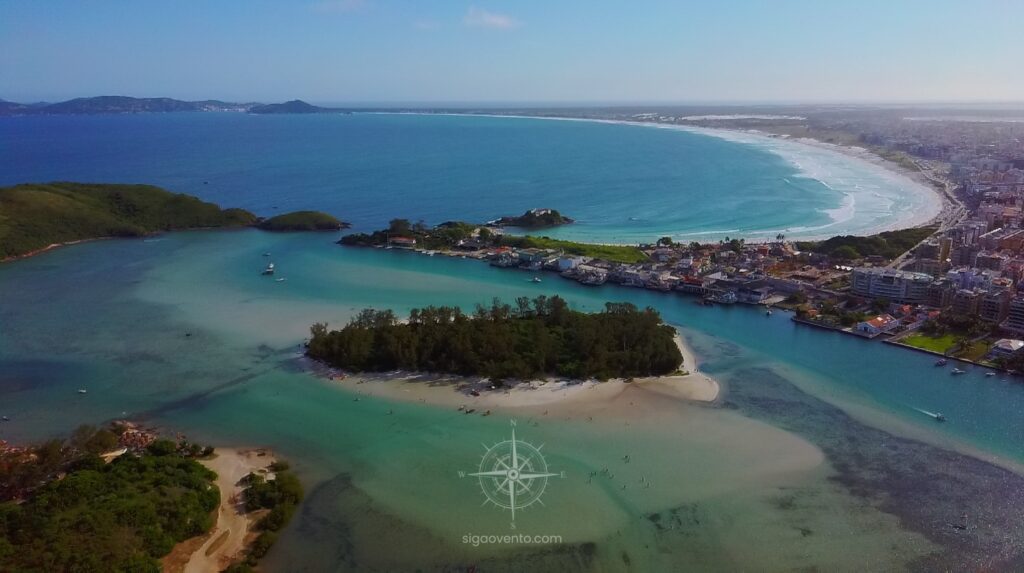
262;262;275;275
985;372;996;377
951;368;965;375
531;276;542;283
262;252;271;257
275;277;287;282
77;389;87;394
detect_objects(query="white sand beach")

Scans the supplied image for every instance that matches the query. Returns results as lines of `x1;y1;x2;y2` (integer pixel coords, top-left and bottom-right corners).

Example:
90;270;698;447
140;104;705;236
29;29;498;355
326;333;720;415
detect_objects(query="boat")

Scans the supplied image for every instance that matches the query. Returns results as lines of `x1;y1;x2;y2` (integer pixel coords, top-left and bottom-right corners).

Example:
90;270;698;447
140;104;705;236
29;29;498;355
77;389;87;394
765;309;772;316
531;276;542;283
262;262;275;275
1;416;9;422
275;277;287;282
911;406;946;422
262;252;271;257
951;368;965;375
985;372;997;377
935;359;947;366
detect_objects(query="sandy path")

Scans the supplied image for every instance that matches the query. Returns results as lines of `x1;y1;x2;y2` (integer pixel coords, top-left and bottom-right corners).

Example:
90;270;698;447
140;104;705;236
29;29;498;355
182;448;274;573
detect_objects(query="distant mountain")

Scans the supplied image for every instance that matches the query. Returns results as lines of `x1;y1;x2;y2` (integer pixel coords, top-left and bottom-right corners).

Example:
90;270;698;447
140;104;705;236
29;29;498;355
247;99;348;114
0;96;258;116
0;96;355;116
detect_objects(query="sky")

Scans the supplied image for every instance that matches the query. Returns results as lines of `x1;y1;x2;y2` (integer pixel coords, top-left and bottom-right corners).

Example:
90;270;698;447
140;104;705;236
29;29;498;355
2;0;1023;104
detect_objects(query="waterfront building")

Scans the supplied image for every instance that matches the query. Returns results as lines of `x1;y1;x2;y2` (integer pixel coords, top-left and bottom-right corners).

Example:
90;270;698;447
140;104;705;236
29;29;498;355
951;289;982;316
990;338;1024;357
850;267;932;304
980;287;1012;323
927;279;955;308
1002;297;1024;334
856;314;899;337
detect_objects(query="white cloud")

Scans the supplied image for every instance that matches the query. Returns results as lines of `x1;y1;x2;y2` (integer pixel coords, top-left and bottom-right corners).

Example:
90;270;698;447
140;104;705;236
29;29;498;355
311;0;367;14
463;6;520;29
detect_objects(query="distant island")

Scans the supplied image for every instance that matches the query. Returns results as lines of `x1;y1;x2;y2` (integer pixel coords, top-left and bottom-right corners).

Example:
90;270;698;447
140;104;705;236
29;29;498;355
0;182;345;260
249;99;339;114
0;95;351;116
491;208;574;228
257;210;349;231
306;296;682;381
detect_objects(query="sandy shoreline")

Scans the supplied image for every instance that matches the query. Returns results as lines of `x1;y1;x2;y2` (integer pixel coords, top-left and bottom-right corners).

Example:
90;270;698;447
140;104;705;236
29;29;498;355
323;332;720;415
169;447;276;573
374;111;950;242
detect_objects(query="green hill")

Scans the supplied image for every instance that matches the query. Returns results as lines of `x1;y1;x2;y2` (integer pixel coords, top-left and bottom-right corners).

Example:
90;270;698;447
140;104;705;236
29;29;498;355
0;182;257;259
257;210;348;231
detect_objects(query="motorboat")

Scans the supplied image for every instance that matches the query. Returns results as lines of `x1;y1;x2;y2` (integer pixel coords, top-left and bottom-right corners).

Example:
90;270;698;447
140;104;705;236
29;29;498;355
262;262;275;275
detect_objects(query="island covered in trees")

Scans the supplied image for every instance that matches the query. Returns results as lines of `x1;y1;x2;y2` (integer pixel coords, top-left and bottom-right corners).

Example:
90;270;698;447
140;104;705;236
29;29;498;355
0;182;346;260
306;296;683;381
257;210;348;231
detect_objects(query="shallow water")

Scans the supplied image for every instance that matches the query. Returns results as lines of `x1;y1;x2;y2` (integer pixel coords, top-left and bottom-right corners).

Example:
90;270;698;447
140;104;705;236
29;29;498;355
3;231;1024;570
0;113;937;242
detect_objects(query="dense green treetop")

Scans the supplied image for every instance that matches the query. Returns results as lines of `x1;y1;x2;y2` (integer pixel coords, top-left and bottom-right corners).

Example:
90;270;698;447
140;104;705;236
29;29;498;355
257;210;348;231
0;182;348;259
0;427;219;573
307;296;682;381
0;182;256;258
795;226;936;260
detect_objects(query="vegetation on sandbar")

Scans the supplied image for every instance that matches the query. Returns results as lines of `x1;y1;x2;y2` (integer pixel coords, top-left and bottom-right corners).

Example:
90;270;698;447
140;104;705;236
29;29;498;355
306;296;682;381
223;460;304;573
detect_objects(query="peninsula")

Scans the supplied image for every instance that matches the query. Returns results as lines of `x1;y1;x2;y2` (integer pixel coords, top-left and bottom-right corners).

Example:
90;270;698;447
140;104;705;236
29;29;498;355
0;182;345;260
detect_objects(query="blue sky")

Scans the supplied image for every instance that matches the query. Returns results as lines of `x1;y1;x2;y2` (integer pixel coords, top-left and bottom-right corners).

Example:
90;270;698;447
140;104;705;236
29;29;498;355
2;0;1022;104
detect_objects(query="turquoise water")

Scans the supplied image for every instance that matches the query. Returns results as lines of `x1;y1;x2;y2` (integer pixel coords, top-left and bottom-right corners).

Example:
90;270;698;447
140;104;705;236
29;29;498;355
0;113;937;242
2;231;1024;569
0;113;1016;569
